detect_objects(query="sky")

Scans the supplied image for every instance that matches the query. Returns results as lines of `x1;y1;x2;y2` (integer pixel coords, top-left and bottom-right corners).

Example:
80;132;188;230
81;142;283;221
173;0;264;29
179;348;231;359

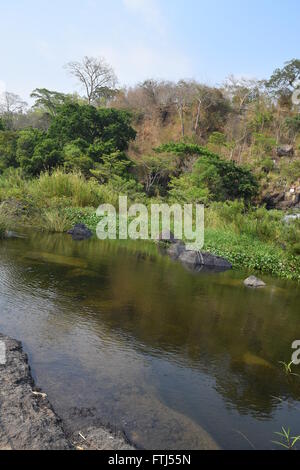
0;0;299;102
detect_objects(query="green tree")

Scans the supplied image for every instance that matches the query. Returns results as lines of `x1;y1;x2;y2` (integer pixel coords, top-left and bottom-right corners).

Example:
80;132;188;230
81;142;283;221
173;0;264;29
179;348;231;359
266;59;300;103
30;88;69;116
90;151;132;183
48;103;136;151
16;129;62;175
0;131;18;171
156;142;258;203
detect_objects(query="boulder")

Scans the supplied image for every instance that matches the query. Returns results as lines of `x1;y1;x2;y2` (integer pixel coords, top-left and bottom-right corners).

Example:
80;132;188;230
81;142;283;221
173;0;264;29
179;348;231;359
166;241;186;260
178;250;232;271
67;223;92;241
276;145;294;157
263;187;300;210
244;275;266;288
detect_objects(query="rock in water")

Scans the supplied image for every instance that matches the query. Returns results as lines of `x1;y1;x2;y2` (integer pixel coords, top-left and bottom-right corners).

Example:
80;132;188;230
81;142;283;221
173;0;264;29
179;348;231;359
178;250;232;271
166;241;186;259
244;275;266;288
67;223;92;241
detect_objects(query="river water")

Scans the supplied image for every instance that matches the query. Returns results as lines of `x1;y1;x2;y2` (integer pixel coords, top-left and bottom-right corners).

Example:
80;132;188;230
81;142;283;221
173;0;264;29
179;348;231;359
0;232;299;449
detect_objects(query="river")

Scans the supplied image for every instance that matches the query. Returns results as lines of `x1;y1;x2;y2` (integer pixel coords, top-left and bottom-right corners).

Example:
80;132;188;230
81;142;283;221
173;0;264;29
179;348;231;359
0;232;299;449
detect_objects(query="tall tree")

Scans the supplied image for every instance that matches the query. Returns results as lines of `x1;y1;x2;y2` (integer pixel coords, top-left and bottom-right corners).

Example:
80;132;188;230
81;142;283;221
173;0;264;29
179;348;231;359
30;88;68;116
65;56;117;105
266;59;300;102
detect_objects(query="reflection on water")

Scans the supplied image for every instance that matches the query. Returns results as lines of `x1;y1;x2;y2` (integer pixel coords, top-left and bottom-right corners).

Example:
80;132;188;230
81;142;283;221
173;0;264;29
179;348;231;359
0;232;299;449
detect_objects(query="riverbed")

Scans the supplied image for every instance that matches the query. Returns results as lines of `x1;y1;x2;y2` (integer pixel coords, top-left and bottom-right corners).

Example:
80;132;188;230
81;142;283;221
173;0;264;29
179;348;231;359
0;232;299;449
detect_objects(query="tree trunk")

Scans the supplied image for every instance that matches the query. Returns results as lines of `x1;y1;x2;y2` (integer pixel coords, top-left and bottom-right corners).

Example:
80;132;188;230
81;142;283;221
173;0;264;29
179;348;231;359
194;99;201;133
178;106;185;138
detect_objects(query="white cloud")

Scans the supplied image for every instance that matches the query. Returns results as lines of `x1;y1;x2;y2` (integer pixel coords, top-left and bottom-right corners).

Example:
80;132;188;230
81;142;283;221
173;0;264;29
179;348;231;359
122;0;165;35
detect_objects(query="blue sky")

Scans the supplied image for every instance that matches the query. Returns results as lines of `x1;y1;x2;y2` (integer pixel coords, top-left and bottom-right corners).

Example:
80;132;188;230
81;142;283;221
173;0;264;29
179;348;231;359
0;0;299;102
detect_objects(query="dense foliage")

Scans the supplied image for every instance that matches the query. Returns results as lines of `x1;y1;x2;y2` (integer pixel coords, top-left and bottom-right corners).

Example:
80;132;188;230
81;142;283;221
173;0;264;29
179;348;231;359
0;103;136;177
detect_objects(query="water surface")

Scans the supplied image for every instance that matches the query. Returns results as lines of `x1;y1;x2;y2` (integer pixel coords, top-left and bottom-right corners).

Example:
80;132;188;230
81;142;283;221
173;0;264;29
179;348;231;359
0;232;299;449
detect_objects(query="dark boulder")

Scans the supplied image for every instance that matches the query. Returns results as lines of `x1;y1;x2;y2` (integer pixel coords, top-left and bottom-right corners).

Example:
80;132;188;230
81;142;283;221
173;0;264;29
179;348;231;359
178;250;232;272
166;240;186;260
67;224;92;241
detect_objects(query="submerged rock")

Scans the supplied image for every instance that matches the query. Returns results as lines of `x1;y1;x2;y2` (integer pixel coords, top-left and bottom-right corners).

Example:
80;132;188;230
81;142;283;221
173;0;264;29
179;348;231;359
67;223;92;241
244;275;266;288
24;251;88;269
242;352;274;369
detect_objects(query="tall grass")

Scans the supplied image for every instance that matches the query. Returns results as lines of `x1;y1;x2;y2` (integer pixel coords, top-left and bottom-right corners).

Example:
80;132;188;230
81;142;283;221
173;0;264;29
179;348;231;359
41;209;72;233
206;200;300;251
0;168;30;201
28;170;105;208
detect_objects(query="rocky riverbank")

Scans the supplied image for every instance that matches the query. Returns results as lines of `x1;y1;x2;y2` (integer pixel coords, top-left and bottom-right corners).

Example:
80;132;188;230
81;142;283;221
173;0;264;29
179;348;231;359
0;333;134;450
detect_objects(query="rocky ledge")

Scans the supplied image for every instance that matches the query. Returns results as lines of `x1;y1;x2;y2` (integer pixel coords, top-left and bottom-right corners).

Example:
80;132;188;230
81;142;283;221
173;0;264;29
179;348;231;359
0;333;134;450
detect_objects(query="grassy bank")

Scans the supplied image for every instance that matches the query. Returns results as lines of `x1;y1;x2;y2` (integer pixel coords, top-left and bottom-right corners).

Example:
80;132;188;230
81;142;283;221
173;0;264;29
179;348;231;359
0;169;299;281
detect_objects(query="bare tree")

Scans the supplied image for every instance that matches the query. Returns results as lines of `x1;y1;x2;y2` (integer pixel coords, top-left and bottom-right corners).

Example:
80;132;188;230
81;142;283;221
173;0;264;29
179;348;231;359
223;75;262;112
65;56;117;105
173;80;195;138
0;92;28;129
0;91;27;115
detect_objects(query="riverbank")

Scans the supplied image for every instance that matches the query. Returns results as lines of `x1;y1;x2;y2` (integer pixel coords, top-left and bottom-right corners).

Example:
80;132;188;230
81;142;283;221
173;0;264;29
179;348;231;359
0;169;299;281
0;333;134;450
2;203;300;281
